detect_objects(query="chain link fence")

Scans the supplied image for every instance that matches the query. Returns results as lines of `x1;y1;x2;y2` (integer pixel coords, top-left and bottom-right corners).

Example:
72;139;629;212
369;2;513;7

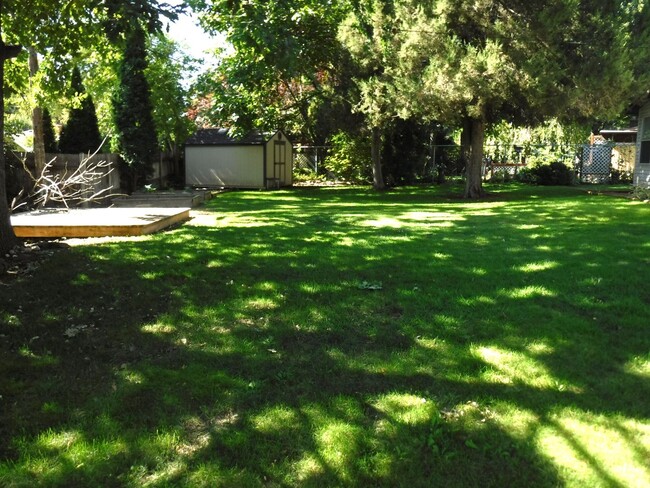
293;142;636;184
294;146;329;174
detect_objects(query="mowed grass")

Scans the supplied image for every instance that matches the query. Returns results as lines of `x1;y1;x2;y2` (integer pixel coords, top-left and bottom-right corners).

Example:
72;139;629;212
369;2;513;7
1;183;649;487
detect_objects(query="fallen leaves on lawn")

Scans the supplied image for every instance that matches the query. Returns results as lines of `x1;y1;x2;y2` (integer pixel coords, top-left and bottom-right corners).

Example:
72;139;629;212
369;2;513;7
357;281;383;290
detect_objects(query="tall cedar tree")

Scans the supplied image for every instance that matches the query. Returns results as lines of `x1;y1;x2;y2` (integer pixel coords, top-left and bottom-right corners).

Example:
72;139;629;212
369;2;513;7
58;68;102;154
112;23;158;192
42;108;58;153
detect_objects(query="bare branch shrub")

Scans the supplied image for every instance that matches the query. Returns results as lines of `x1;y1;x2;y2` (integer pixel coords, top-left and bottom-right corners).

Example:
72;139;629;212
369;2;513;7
11;144;124;211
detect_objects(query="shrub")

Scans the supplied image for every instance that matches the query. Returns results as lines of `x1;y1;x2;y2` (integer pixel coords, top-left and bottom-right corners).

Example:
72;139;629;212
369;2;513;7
325;131;372;183
610;169;633;184
490;168;513;184
516;161;574;186
515;167;538;184
293;168;323;183
632;186;650;201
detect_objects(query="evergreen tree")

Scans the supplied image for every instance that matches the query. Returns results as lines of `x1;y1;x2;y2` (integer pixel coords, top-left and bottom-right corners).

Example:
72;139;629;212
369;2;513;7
42;108;58;153
112;22;158;192
58;67;103;154
340;0;637;198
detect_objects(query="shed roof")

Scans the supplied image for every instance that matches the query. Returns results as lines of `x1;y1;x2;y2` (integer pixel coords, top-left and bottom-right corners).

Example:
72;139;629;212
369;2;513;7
600;128;637;135
186;128;273;146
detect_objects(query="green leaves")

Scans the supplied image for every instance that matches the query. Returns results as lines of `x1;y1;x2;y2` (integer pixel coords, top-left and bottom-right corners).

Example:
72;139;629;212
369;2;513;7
341;0;637;127
192;0;348;140
145;34;196;152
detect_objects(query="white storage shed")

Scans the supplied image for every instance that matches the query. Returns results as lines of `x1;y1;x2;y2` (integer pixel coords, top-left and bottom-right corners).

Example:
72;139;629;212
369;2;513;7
185;128;293;189
635;101;650;188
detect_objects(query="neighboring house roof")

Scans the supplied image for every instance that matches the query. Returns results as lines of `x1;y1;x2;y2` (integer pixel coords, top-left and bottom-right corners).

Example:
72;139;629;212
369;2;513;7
599;128;638;143
185;128;277;146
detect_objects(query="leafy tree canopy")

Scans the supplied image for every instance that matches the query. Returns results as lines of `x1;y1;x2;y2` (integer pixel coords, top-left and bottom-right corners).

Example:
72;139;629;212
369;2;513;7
146;33;197;153
339;0;638;196
190;0;350;142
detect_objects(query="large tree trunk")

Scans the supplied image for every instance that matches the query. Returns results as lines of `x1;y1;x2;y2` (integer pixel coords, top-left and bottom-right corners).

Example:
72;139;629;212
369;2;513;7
0;128;17;253
0;0;20;254
464;117;486;199
371;126;385;190
460;116;472;174
29;47;45;177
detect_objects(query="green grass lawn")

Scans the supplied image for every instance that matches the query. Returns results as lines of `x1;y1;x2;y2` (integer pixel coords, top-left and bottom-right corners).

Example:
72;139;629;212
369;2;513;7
1;183;649;487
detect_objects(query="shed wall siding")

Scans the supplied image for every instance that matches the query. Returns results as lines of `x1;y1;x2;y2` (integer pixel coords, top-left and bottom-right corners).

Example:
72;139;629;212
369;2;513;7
635;102;650;188
185;146;264;188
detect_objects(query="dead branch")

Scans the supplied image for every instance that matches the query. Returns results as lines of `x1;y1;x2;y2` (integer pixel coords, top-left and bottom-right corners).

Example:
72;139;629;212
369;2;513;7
10;140;125;211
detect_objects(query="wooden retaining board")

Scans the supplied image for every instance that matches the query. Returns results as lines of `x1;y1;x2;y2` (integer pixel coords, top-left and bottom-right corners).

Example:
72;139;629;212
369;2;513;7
11;207;191;238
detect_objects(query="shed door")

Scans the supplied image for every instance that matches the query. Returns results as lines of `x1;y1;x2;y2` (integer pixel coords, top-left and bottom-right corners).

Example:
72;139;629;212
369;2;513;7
274;140;287;183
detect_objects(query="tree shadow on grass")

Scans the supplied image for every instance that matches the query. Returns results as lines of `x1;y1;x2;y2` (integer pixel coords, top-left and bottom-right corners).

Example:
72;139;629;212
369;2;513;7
1;187;648;486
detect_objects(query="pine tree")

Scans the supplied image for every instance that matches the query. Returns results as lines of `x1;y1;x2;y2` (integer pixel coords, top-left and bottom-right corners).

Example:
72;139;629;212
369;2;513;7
58;67;103;154
112;22;158;192
42;108;58;153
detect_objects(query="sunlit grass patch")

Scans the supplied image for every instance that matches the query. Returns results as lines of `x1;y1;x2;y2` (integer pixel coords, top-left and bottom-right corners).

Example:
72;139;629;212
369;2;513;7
245;296;281;311
458;294;497;306
290;453;327;484
361;217;404;228
501;285;557;299
184;464;260;487
537;410;650;488
5;429;129;484
35;429;82;451
316;421;364;481
252;405;300;434
432;252;452;260
472;345;575;391
516;261;559;272
373;393;435;426
489;403;541;440
624;354;650;379
526;341;555;355
141;322;176;335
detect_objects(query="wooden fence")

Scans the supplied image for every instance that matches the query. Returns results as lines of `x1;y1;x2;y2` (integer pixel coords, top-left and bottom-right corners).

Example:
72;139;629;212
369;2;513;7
12;152;122;205
47;153;121;202
8;151;178;207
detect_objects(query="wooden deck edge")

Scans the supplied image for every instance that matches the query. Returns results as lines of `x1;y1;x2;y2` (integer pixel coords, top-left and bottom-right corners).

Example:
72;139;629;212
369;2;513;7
140;209;191;235
14;225;143;238
12;209;191;238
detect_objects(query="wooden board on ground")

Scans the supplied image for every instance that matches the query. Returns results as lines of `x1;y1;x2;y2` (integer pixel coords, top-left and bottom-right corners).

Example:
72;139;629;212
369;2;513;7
10;207;191;238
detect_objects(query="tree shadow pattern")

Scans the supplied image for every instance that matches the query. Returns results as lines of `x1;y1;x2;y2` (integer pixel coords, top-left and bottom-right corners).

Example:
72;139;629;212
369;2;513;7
1;185;648;487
